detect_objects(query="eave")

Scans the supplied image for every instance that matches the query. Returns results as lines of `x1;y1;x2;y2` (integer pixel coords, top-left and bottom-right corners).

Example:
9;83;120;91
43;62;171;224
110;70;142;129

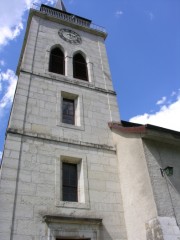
109;121;180;145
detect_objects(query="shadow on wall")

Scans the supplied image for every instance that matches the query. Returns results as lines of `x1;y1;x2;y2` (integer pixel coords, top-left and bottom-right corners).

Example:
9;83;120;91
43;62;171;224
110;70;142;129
144;138;180;226
143;139;180;195
100;225;127;240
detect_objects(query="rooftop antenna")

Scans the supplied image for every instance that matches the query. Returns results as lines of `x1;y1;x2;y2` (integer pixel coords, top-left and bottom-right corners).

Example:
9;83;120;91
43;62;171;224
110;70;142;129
55;0;67;12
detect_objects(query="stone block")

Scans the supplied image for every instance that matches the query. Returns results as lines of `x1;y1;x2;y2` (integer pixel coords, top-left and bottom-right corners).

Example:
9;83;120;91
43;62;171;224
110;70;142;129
2;157;19;169
15;204;34;219
36;184;54;197
1;168;17;181
17;220;35;235
13;235;33;240
0;232;11;240
0;179;16;194
21;195;54;206
5;140;21;151
89;179;106;191
0;219;12;233
32;172;54;185
18;182;36;196
19;170;32;183
106;181;121;193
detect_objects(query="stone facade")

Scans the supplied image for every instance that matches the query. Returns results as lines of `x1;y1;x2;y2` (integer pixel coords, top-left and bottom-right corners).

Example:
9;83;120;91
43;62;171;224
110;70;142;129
0;5;126;240
1;4;180;240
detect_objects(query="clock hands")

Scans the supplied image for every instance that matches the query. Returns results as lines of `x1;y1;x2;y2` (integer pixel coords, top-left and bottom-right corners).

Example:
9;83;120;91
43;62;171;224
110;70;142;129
59;29;82;44
65;32;76;40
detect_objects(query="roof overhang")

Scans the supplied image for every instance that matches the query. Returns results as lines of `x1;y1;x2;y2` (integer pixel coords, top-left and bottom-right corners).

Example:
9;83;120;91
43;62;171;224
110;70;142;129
109;121;180;145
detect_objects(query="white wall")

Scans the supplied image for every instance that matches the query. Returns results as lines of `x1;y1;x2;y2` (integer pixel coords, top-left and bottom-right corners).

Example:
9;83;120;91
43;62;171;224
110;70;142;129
112;131;157;240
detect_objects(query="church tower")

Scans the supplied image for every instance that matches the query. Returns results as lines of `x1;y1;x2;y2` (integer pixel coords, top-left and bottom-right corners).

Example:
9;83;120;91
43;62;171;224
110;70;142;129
0;1;127;240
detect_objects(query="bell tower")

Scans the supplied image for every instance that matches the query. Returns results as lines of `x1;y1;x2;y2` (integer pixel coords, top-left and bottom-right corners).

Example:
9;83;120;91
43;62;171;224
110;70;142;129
0;1;126;240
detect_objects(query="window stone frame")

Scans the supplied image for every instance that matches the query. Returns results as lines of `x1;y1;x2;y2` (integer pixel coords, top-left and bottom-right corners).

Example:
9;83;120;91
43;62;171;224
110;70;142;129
57;90;85;131
55;151;90;209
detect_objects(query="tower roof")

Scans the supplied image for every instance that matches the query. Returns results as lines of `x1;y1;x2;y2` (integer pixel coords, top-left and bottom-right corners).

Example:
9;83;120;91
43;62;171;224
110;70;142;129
55;0;66;12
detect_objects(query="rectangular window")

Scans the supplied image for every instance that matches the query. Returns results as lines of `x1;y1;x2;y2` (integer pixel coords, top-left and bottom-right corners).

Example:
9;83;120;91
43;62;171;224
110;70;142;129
62;162;77;202
62;98;75;125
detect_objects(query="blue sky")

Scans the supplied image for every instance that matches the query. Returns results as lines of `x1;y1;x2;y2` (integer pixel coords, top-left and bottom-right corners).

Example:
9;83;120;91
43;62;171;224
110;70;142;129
0;0;180;160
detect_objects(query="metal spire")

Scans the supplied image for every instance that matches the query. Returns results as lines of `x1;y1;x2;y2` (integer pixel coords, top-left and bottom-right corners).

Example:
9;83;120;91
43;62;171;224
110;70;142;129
55;0;66;12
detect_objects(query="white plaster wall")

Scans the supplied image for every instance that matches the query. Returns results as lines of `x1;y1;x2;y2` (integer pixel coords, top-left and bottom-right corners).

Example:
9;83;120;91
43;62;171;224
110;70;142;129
112;131;157;240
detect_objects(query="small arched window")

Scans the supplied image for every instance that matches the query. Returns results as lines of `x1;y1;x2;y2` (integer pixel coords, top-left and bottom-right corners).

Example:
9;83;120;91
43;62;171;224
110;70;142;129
49;47;65;75
73;53;88;81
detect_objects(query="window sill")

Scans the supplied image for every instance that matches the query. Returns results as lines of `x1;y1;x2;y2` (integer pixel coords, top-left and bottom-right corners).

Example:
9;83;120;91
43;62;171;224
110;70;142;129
46;71;65;79
56;201;90;209
45;71;94;88
59;122;85;131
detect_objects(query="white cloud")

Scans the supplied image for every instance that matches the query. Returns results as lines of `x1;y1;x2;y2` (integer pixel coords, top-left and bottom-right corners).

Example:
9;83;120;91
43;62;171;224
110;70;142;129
0;0;57;47
130;92;180;131
0;60;5;66
156;96;166;105
0;23;24;46
0;69;17;110
0;0;30;46
145;11;155;21
115;10;124;18
149;12;154;21
46;0;56;4
171;91;176;97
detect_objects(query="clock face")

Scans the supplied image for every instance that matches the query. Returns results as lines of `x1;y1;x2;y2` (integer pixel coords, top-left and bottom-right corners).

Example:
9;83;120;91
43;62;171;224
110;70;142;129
58;29;82;45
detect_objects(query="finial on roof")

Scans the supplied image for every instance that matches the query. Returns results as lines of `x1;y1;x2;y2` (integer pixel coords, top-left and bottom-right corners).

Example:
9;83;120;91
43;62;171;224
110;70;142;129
55;0;66;12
